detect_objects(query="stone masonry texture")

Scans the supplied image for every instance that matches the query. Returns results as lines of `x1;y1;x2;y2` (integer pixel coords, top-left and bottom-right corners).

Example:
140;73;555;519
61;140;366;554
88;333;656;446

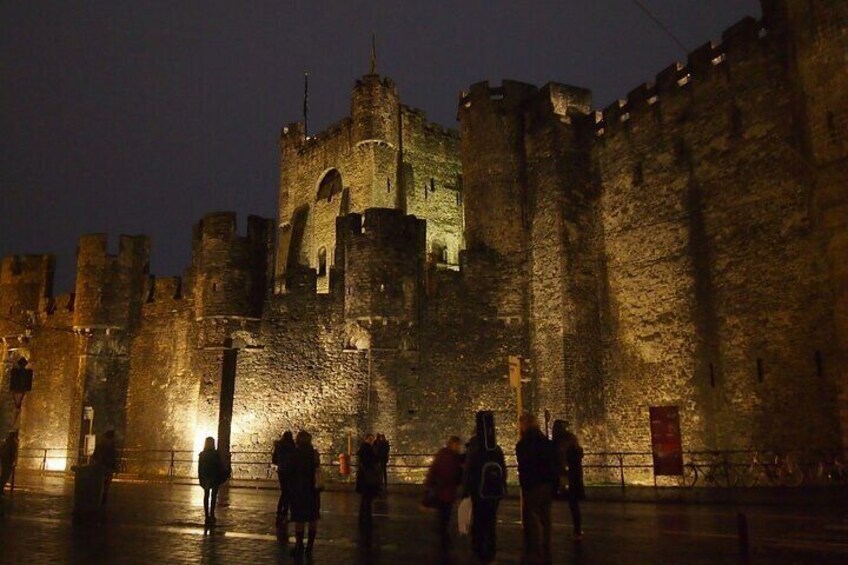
0;0;845;481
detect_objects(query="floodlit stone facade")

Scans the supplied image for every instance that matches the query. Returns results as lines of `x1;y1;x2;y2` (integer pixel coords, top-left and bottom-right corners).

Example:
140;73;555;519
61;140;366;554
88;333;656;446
1;0;845;479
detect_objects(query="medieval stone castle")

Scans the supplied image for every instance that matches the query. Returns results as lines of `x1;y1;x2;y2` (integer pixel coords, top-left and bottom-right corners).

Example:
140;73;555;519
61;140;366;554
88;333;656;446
1;0;846;478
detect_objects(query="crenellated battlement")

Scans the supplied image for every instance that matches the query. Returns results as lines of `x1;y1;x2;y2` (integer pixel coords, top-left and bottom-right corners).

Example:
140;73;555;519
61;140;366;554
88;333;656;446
76;233;150;269
280;118;354;155
0;254;55;335
0;254;54;288
74;233;150;330
191;212;273;320
43;293;75;316
459;80;539;115
593;16;771;139
145;276;183;303
192;212;272;251
401;105;460;141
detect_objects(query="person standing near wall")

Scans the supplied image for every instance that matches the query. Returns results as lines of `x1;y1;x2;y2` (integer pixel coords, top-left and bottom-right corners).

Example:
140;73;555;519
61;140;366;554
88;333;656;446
552;420;585;541
374;434;390;491
356;433;382;530
272;430;295;524
0;431;19;498
465;411;507;563
424;435;464;554
516;414;557;563
288;431;321;561
91;430;118;505
198;437;227;525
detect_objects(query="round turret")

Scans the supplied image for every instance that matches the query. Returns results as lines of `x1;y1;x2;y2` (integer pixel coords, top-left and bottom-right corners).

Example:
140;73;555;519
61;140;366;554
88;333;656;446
191;212;273;320
73;234;149;330
342;208;425;325
0;255;53;337
458;80;538;256
351;75;400;148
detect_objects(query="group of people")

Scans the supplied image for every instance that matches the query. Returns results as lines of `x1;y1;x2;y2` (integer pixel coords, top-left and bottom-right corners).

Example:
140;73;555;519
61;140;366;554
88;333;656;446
268;430;323;560
422;412;584;563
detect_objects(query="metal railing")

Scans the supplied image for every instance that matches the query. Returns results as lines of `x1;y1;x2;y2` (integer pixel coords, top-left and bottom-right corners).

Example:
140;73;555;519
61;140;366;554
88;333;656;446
13;446;848;488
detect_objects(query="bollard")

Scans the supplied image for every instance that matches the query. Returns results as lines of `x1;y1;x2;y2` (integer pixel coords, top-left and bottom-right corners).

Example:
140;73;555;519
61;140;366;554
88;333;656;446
168;450;176;481
618;454;626;490
737;512;750;556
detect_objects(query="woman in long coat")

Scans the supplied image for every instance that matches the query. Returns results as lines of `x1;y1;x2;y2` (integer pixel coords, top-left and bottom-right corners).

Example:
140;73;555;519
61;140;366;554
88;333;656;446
273;430;295;521
287;431;321;559
198;437;226;525
355;434;382;529
552;421;585;540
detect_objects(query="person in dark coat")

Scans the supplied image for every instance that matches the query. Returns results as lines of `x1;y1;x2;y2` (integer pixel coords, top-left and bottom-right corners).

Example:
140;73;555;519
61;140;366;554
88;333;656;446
465;412;507;563
272;430;295;522
198;436;226;525
553;420;585;540
92;429;119;505
356;434;381;529
425;435;464;552
516;414;557;563
0;431;19;498
374;434;390;490
288;430;321;560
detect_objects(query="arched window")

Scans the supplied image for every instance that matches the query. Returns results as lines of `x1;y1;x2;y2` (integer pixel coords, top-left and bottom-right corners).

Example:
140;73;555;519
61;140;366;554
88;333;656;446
317;247;327;277
317;169;343;202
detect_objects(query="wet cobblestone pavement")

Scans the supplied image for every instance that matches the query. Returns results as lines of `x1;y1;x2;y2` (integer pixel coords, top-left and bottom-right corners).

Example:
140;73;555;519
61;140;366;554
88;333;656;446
1;476;847;564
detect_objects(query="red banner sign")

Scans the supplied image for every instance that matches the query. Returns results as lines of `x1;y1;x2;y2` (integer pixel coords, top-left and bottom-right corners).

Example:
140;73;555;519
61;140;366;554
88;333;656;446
649;406;683;476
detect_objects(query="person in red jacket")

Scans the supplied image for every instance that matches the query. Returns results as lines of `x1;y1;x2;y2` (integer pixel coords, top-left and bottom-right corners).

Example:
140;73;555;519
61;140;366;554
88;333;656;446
425;435;464;552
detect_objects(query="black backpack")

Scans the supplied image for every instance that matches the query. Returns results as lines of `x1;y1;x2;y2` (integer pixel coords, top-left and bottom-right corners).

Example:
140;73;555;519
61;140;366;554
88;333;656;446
476;411;506;500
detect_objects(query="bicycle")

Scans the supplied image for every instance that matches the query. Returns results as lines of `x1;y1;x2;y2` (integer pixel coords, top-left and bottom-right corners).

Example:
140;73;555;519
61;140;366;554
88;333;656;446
678;451;738;488
813;453;848;486
740;451;804;487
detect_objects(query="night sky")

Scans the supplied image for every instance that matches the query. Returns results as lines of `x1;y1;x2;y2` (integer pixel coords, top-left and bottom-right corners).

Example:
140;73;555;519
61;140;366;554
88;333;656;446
1;0;760;291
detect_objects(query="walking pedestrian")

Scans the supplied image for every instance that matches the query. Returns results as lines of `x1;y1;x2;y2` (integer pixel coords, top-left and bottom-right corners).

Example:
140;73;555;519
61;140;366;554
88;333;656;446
288;431;321;560
198;437;228;525
516;414;557;563
375;434;390;490
424;435;464;553
465;411;507;563
272;430;295;523
0;431;19;498
356;433;382;529
92;429;119;505
552;420;585;541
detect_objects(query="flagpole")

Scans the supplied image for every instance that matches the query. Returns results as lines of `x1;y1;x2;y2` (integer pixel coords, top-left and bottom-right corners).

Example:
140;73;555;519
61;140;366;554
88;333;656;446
303;72;309;142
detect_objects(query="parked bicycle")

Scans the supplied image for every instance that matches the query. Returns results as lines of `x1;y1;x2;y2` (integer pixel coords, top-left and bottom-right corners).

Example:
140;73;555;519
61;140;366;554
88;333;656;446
740;451;804;487
678;451;738;488
812;452;848;486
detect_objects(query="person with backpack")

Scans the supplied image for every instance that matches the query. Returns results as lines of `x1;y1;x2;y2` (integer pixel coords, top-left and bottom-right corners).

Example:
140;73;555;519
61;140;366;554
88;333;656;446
272;430;295;523
464;411;507;564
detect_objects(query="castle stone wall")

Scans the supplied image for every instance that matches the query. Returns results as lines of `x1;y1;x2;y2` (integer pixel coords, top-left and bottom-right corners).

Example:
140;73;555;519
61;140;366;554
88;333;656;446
593;15;840;454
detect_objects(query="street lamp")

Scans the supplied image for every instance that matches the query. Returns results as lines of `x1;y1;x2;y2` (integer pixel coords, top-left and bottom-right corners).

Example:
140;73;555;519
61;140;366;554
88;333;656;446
9;357;33;494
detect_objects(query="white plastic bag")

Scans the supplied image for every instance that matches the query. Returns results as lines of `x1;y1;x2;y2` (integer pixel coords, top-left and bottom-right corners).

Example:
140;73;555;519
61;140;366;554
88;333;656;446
457;497;472;536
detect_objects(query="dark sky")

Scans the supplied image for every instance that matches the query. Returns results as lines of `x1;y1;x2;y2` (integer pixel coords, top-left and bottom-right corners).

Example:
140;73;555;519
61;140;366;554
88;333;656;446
1;0;761;292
